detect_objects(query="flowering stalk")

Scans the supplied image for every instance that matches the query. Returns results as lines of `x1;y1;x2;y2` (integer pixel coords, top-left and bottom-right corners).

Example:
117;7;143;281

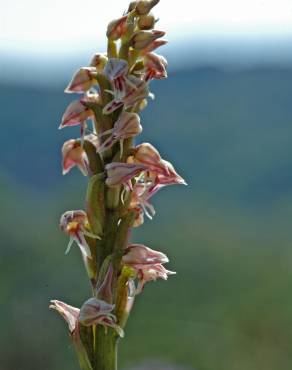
50;1;186;369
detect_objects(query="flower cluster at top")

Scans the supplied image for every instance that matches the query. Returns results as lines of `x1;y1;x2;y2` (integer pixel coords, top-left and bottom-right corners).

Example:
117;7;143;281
50;1;186;366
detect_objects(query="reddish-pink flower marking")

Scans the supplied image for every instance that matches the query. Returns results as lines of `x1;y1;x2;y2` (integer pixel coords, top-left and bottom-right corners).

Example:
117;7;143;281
103;74;149;115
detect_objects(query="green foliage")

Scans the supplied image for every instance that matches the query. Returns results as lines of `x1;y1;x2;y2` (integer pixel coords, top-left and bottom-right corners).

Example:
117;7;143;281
1;67;292;369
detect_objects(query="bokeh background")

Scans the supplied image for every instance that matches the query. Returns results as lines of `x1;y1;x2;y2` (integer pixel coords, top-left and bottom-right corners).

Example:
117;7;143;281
1;1;292;369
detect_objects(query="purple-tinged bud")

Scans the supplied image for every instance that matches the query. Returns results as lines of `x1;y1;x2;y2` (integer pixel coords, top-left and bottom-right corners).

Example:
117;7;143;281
99;112;142;152
79;298;124;337
107;15;128;40
138;14;156;30
130;30;165;50
105;162;147;189
89;53;108;71
65;67;97;94
62;139;89;176
59;100;93;129
136;0;160;15
123;244;169;266
140;39;168;55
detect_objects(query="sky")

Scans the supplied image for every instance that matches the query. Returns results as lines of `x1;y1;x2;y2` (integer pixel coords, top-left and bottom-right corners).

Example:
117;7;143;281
1;0;292;55
1;0;292;85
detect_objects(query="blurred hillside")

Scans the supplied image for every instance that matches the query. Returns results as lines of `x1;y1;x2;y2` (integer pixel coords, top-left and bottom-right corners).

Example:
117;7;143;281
1;66;292;370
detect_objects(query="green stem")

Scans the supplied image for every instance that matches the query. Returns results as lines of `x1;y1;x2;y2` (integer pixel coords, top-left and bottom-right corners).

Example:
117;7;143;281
93;328;118;370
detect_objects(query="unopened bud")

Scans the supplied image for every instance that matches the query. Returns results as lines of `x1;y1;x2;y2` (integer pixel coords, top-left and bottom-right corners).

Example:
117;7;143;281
138;14;156;30
131;30;165;50
107;15;128;40
89;53;108;72
136;0;160;15
128;1;138;12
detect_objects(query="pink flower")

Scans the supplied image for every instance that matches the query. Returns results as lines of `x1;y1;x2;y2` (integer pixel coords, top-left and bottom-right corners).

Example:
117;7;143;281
79;298;124;337
62;139;89;176
50;300;93;369
103;75;149;115
122;244;175;293
143;52;168;81
98;112;142;153
60;210;101;259
59;100;93;129
132;143;169;176
105;162;147;189
155;159;187;186
123;244;169;265
50;300;80;334
65;67;97;94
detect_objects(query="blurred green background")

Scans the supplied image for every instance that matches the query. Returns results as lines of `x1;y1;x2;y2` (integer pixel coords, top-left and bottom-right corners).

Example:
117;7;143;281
1;59;292;369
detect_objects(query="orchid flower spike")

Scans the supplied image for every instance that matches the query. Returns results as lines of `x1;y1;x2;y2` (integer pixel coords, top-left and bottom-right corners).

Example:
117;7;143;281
59;100;93;129
79;298;124;337
65;67;98;94
105;162;147;190
60;210;101;259
98;112;142;154
62;139;89;176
